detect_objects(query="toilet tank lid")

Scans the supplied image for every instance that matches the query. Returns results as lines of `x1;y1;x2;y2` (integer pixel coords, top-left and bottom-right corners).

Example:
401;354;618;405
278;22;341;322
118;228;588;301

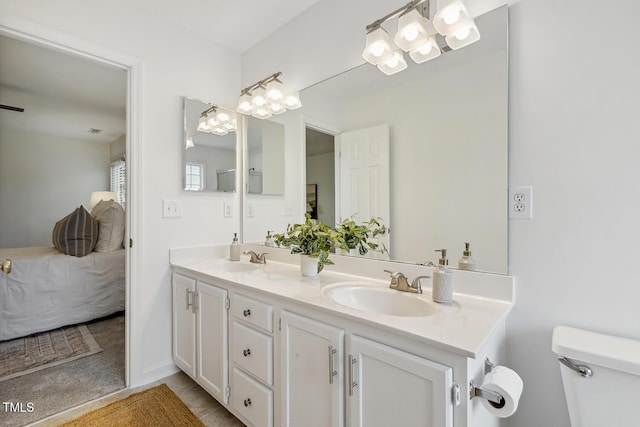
552;326;640;376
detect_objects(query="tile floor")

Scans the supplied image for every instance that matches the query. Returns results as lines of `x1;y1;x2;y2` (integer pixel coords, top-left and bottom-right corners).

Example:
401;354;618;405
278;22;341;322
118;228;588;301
30;371;245;427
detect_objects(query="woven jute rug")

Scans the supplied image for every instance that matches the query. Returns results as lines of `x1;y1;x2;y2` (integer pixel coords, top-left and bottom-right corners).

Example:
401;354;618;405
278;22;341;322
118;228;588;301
61;383;204;426
0;324;103;382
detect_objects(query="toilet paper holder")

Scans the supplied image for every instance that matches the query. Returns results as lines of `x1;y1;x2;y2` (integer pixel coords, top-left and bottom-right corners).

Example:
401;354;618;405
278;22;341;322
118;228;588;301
469;358;505;406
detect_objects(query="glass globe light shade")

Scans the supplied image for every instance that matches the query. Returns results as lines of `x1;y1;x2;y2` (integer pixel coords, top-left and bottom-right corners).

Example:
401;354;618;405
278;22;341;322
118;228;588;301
362;26;394;65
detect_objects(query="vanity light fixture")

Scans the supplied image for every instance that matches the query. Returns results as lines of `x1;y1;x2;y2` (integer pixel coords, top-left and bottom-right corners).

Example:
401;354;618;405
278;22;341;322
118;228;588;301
236;72;301;119
197;105;237;136
362;0;479;75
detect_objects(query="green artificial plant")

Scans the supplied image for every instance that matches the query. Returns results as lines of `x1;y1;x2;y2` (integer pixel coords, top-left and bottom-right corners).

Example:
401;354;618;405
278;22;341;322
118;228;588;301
273;213;340;273
335;216;388;256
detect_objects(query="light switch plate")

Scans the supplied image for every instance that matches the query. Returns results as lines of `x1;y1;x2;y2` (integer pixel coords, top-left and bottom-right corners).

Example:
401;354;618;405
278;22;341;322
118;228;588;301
223;202;233;218
283;204;293;217
163;200;181;218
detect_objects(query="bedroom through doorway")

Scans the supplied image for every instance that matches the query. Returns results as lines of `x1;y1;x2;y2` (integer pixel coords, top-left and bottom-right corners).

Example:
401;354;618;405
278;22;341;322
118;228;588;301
0;33;130;426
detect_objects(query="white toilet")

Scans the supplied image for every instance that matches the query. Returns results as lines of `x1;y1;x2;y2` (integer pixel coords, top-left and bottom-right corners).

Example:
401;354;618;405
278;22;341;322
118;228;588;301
552;325;640;427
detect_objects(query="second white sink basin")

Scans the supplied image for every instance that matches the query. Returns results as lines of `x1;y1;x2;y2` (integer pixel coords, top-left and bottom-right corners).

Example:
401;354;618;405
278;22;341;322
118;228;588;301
322;282;436;317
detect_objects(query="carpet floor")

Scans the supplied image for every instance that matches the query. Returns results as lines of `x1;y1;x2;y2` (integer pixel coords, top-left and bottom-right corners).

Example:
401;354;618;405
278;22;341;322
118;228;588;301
0;312;125;427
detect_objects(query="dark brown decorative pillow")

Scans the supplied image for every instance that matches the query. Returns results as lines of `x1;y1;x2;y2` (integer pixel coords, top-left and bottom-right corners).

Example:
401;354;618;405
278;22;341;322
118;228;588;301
52;206;99;257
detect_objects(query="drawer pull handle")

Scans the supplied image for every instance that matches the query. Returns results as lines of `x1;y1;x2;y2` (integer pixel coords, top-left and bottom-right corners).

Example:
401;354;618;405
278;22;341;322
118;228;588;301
328;345;337;384
244;398;252;407
186;289;192;311
348;354;358;396
243;348;251;357
243;309;251;317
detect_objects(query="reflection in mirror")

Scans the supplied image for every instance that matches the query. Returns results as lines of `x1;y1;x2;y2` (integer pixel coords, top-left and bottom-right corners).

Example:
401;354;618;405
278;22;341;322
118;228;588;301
183;97;237;192
247;117;285;195
301;6;508;273
305;128;334;224
241;6;508;274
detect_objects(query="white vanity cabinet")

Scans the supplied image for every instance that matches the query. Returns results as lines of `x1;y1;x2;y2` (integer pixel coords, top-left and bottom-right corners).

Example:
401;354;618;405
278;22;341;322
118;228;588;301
170;257;511;427
172;273;229;404
230;293;275;427
280;311;454;427
280;310;345;427
347;335;453;427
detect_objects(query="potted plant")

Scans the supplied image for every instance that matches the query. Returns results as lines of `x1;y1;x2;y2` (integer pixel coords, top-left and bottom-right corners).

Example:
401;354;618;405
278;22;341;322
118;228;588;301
273;214;340;276
335;216;388;256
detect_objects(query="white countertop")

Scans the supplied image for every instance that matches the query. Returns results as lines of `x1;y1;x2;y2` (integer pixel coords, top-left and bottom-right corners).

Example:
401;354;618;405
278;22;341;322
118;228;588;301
170;245;514;358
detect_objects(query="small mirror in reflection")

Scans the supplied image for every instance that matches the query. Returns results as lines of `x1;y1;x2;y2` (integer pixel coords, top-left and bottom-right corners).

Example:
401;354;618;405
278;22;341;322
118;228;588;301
183;97;237;192
247;117;285;195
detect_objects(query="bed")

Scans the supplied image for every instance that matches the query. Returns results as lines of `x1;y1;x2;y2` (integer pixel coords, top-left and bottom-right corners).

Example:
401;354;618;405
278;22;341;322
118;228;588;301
0;200;127;341
0;247;125;341
0;246;125;341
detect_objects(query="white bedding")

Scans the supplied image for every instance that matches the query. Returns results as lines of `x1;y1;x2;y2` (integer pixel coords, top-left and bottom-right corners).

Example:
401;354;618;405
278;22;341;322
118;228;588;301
0;246;125;341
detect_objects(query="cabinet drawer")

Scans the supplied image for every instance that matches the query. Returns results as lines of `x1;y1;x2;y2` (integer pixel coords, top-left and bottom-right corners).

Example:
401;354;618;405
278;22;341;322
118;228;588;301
232;321;273;385
232;367;273;427
232;293;273;332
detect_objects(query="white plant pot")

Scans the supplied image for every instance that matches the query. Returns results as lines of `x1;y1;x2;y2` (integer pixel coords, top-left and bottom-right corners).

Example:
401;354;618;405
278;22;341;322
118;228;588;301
300;255;319;277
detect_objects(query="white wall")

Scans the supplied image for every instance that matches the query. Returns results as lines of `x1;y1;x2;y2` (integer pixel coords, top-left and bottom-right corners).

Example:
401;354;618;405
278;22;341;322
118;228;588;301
0;0;242;385
0;127;110;248
110;134;125;162
243;0;640;426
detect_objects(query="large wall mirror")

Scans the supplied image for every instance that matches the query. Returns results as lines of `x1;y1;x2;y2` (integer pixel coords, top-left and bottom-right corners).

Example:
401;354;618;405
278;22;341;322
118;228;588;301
243;6;508;274
183;97;238;192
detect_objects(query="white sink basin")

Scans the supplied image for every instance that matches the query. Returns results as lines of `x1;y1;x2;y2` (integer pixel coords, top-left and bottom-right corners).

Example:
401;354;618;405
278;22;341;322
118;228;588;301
322;282;437;317
215;261;259;272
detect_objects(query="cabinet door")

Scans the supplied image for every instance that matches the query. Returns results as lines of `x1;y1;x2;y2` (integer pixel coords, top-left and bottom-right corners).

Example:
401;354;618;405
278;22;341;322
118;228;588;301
197;281;229;403
347;335;453;427
172;273;197;378
281;311;345;427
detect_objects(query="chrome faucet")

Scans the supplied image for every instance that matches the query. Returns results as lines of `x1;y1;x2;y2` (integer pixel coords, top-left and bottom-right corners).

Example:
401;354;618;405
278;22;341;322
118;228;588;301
244;251;267;264
384;269;429;294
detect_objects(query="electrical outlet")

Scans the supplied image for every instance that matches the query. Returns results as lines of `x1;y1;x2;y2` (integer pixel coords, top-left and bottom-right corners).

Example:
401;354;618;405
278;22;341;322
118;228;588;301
223;202;233;218
246;203;255;218
283;204;293;217
162;200;181;218
509;186;533;219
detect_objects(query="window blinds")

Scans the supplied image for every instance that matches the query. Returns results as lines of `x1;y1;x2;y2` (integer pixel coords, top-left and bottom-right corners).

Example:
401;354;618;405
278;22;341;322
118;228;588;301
110;159;126;208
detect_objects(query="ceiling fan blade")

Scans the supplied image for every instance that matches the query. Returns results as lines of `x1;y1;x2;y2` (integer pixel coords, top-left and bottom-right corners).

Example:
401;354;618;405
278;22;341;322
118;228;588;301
0;104;25;112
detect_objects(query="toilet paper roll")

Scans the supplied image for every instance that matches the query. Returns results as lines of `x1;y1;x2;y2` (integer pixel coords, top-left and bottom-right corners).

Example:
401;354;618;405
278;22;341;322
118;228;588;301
480;366;524;418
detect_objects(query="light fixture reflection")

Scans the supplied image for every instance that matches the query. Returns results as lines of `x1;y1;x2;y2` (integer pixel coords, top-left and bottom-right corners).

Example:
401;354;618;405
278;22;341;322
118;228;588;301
237;72;301;119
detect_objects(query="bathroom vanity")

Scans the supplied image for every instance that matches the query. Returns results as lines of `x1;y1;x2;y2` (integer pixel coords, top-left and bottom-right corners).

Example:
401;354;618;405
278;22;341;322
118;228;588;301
170;245;514;427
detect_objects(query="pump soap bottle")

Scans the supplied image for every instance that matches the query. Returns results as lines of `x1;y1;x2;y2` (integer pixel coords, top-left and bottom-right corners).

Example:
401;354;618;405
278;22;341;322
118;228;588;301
230;233;241;261
265;231;275;247
432;249;453;303
458;242;475;271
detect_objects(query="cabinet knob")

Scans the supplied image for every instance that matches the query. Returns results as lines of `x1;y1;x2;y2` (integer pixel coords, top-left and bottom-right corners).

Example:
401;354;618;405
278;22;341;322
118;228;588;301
243;309;251;317
244;398;252;407
243;348;251;357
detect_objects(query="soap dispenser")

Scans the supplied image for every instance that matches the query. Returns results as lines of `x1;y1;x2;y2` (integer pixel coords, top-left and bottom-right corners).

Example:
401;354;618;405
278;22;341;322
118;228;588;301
432;249;453;303
265;231;275;247
458;242;475;271
230;233;241;261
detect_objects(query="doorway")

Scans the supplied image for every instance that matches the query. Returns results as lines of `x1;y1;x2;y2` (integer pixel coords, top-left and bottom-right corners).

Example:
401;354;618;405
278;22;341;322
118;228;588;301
0;25;138;425
305;126;336;226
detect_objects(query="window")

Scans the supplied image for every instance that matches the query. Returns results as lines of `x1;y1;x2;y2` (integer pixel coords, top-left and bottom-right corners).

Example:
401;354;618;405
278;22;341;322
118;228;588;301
185;163;205;191
110;159;126;208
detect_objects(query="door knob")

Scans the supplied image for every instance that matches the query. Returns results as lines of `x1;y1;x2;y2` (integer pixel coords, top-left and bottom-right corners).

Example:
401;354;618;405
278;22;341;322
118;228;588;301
1;259;11;275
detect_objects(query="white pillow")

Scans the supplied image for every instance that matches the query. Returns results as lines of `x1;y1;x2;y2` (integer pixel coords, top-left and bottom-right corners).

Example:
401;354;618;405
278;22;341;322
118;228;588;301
91;200;125;252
